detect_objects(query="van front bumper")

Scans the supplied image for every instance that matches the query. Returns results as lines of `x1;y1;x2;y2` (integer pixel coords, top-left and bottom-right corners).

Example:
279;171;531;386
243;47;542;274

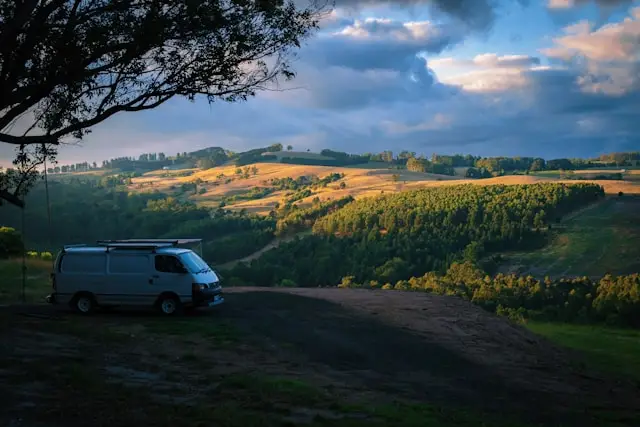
206;294;225;307
192;289;224;307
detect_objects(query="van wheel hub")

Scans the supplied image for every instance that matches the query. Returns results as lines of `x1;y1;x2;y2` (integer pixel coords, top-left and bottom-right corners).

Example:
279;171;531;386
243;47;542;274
161;299;176;314
76;296;93;313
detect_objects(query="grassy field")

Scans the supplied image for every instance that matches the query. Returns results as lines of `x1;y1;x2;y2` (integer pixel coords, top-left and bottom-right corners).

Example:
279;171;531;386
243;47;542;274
0;258;52;304
2;288;640;426
531;168;640;182
129;162;459;215
125;162;640;215
527;322;640;382
498;195;640;278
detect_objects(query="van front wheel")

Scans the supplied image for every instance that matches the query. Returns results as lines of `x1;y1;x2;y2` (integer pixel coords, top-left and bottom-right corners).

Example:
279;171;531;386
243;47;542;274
72;293;95;315
157;294;181;316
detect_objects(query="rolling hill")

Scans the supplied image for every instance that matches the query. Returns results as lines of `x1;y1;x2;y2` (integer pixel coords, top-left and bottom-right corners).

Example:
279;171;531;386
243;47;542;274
126;162;640;215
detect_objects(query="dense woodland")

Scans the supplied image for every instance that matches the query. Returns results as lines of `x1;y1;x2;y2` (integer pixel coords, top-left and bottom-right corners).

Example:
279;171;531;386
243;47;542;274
0;180;275;264
222;183;604;286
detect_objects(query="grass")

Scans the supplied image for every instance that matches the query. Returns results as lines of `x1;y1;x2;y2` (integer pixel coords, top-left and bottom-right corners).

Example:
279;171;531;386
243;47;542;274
115;160;640;216
527;322;640;382
499;196;640;277
0;257;52;303
128;162;461;215
144;317;240;344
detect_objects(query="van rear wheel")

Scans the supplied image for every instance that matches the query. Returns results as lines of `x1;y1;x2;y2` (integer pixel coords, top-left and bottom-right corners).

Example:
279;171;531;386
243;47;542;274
158;295;181;316
72;293;95;315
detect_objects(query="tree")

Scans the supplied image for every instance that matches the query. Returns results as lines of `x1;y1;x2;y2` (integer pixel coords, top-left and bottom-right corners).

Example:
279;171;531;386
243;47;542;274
197;158;215;170
287;145;293;151
0;144;55;206
0;0;323;198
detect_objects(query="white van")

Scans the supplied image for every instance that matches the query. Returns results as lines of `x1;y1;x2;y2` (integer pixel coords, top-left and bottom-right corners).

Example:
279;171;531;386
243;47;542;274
46;239;224;315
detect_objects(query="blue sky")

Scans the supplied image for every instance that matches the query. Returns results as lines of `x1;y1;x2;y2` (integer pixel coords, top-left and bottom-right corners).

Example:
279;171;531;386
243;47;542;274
2;0;640;165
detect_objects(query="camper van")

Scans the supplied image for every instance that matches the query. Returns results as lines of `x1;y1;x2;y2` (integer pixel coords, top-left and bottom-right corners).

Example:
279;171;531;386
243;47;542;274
46;239;224;315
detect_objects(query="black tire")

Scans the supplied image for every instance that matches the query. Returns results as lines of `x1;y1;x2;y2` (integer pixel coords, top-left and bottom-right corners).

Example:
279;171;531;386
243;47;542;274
71;292;96;315
157;294;182;316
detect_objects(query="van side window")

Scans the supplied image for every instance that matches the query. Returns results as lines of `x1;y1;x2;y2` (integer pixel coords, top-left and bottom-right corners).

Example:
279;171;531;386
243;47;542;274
155;255;186;274
109;254;150;274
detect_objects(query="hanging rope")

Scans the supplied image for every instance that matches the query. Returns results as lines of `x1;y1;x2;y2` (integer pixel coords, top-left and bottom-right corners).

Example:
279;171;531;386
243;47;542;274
21;201;26;304
43;148;53;261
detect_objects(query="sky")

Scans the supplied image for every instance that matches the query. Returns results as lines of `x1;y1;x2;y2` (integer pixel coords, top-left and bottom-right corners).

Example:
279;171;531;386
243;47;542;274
2;0;640;165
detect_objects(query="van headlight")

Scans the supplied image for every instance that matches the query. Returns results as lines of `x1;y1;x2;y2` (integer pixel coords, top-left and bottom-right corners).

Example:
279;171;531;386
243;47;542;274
192;283;206;292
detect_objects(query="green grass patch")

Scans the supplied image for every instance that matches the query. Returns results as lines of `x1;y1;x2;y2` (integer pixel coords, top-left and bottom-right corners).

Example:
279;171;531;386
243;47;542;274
500;196;640;277
220;374;328;406
0;258;53;303
144;318;239;344
361;402;534;427
527;322;640;382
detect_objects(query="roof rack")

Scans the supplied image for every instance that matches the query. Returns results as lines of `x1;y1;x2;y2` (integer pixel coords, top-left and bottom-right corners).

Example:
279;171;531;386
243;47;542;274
63;244;87;250
97;239;202;246
95;239;203;254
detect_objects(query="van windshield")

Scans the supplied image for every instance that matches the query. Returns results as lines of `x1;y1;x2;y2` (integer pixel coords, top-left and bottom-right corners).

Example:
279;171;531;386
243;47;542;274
179;251;218;280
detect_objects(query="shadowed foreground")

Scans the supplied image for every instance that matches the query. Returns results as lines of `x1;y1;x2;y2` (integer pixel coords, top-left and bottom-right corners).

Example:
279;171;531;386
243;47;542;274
1;287;639;427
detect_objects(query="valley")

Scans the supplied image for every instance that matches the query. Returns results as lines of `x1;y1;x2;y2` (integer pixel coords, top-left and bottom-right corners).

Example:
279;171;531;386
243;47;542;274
2;147;640;427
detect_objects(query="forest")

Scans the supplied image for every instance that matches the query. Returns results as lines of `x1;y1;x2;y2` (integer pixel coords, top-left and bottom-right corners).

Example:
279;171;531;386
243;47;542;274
0;179;276;264
222;183;605;286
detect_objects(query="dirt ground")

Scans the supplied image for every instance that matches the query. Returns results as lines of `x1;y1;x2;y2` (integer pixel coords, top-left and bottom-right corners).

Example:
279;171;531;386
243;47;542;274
2;288;639;427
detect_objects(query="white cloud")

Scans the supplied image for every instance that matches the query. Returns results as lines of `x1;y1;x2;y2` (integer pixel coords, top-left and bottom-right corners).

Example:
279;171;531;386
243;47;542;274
431;53;541;70
547;0;635;9
541;6;640;94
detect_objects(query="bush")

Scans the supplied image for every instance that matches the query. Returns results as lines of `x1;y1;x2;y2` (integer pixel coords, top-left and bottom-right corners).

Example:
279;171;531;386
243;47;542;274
0;227;24;258
40;252;53;260
278;279;296;288
619;191;624;197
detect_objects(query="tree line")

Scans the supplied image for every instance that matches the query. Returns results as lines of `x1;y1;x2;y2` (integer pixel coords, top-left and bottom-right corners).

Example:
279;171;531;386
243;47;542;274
0;180;276;264
34;146;640;180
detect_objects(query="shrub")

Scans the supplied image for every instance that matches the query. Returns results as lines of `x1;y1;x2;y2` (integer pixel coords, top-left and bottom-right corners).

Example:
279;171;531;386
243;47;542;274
278;279;296;288
40;252;53;260
0;227;24;259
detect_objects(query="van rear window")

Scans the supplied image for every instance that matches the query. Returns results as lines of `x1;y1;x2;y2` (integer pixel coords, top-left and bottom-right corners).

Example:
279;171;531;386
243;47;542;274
61;254;106;273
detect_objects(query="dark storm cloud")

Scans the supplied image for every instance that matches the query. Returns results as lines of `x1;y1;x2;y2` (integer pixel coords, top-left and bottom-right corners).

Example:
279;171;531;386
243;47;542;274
304;18;463;71
300;0;530;31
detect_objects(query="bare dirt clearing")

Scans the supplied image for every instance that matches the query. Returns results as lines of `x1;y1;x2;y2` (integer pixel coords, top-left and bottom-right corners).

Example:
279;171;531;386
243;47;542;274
2;288;639;427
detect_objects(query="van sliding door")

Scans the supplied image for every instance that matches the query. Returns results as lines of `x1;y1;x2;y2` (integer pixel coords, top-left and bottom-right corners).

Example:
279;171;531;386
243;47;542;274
105;254;152;306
